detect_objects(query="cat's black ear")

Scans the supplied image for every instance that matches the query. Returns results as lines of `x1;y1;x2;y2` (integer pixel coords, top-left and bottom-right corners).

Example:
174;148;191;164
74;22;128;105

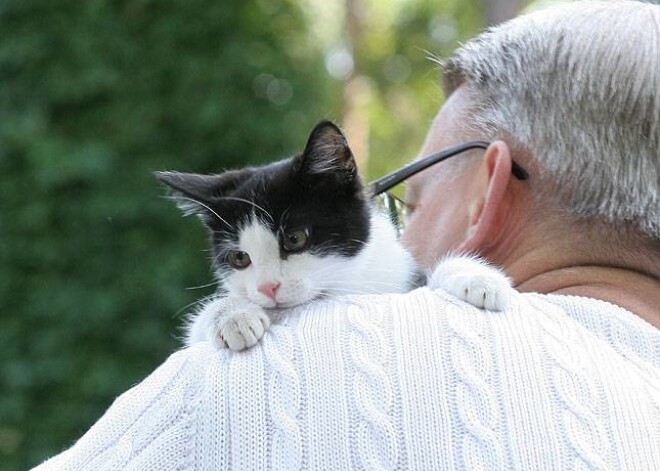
298;121;357;177
154;170;247;217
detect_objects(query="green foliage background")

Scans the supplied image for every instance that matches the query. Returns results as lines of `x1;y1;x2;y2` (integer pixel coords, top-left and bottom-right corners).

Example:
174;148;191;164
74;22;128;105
0;0;488;468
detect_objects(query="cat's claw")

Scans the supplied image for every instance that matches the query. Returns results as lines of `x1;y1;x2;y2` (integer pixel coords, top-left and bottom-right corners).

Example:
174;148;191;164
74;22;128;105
441;272;512;311
214;308;271;351
428;255;514;311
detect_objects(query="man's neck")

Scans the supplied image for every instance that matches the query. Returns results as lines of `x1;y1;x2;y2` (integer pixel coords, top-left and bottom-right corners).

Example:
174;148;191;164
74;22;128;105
501;245;660;329
517;265;660;329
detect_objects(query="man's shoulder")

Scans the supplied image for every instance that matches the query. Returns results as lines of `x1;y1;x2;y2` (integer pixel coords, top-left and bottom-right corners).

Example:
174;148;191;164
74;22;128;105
35;288;660;470
162;287;659;384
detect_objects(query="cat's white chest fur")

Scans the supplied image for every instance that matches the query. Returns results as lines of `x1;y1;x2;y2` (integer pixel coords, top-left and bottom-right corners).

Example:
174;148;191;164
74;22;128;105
187;213;514;351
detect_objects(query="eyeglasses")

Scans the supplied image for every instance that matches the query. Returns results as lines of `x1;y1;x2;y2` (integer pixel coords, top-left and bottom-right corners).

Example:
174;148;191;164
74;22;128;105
369;140;529;233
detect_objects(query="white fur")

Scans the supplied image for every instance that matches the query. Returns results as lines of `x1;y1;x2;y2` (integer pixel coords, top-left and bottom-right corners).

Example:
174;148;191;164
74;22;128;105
186;296;270;351
428;254;513;311
315;213;414;297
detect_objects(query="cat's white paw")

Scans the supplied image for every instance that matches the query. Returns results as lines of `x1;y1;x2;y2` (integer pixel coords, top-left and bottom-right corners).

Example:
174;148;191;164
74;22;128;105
214;306;271;351
440;272;512;311
428;255;514;311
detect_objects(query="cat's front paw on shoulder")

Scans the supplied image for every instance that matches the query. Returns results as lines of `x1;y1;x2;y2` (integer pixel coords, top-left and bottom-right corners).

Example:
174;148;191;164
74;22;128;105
442;272;513;311
214;308;271;351
429;255;515;311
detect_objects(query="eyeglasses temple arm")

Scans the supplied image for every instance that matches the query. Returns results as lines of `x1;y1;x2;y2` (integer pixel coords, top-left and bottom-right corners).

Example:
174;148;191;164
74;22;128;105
368;141;490;196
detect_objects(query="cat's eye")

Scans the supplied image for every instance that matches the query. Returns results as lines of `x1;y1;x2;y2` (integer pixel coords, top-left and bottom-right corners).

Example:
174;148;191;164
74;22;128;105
226;250;251;269
281;228;310;253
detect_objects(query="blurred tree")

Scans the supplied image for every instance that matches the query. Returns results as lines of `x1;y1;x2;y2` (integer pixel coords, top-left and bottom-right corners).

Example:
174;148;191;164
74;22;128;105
0;0;505;468
330;0;491;180
0;0;331;468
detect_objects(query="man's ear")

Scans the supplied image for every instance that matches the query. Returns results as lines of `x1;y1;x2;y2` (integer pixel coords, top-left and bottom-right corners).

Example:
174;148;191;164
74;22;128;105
154;169;248;218
296;120;357;178
457;141;514;253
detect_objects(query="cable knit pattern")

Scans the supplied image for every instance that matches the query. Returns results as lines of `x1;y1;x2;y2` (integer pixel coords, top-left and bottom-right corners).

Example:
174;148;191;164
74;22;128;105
543;294;660;471
444;300;505;470
33;289;660;471
262;323;302;471
533;298;609;470
346;301;398;470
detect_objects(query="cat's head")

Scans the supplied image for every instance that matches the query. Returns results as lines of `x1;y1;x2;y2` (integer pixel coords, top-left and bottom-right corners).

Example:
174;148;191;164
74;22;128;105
156;121;371;308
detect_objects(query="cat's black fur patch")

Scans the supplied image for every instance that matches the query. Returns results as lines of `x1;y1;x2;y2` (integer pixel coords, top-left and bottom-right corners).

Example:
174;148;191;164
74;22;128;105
156;121;371;273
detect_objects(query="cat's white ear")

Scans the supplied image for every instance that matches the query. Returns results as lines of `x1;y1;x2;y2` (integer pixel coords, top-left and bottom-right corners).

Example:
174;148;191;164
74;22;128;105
154;170;246;218
298;120;357;176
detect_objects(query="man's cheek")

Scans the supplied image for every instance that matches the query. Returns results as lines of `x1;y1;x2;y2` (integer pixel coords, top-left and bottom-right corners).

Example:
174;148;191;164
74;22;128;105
402;212;440;269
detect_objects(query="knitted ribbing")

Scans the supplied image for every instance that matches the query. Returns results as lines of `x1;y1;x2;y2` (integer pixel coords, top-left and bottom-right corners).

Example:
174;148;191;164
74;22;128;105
33;289;660;471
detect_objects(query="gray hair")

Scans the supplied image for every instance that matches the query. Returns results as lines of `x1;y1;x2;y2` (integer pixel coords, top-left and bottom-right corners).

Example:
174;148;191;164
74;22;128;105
443;0;660;240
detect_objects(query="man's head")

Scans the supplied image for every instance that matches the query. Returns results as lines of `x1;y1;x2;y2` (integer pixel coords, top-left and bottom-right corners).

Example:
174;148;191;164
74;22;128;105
404;0;660;273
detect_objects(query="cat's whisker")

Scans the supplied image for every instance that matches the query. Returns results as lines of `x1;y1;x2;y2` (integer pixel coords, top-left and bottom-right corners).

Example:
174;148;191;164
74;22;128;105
308;244;343;255
165;195;234;230
318;274;409;287
218;196;274;224
185;280;220;291
172;294;216;320
307;263;354;275
280;207;291;226
321;274;410;287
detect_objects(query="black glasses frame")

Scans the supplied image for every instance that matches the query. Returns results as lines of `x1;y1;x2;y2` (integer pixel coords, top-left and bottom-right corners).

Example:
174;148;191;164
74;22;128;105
369;140;529;196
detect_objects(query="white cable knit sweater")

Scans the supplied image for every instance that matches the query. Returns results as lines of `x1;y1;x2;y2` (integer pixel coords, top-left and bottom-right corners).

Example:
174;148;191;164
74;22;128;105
33;288;660;470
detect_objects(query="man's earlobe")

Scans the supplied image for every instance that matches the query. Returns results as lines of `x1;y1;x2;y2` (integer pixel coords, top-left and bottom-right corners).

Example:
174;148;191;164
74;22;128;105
461;199;486;250
469;199;485;228
457;141;513;253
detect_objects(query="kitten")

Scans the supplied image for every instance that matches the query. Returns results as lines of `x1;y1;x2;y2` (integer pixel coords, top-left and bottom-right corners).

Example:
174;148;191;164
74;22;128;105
157;121;513;351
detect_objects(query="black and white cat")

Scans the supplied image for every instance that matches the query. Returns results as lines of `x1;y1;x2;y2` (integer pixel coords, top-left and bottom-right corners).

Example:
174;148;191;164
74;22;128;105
157;121;513;351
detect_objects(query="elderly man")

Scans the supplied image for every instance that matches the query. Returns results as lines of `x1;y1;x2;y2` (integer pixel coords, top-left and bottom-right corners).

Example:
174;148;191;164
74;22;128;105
34;1;659;470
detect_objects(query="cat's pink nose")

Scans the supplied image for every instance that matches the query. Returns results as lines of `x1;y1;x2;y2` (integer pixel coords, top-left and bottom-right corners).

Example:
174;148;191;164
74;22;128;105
257;282;281;300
